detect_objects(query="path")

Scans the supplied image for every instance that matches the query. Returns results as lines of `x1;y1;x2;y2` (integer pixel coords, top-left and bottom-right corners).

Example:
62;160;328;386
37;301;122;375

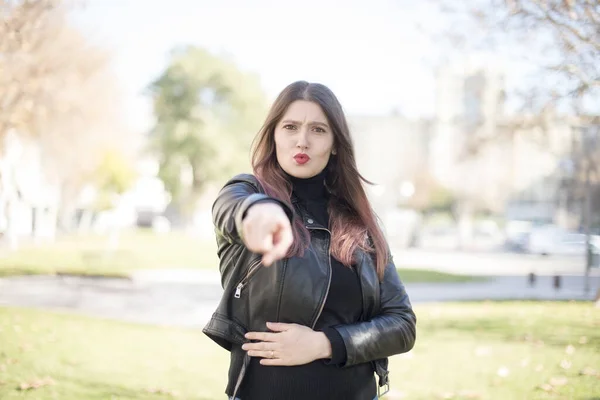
1;270;597;328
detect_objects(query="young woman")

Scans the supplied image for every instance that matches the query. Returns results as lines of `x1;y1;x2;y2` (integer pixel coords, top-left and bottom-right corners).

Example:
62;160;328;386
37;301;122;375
203;81;416;400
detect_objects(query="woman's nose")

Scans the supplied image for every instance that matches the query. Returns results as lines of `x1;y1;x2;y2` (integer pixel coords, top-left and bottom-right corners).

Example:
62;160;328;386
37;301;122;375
296;128;309;149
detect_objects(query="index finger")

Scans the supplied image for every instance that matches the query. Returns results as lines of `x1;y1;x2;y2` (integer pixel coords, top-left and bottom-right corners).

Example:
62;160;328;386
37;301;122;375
245;331;279;342
271;223;293;257
262;223;292;266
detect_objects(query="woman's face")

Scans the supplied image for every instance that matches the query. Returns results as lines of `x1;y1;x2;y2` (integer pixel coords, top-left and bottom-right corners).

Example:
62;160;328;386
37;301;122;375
274;100;335;179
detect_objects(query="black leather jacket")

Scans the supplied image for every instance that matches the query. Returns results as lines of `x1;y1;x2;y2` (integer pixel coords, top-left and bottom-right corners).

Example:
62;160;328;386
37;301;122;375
202;174;417;398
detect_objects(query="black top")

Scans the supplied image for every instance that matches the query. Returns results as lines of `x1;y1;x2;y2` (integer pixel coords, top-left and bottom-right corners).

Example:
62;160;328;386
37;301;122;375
237;170;376;400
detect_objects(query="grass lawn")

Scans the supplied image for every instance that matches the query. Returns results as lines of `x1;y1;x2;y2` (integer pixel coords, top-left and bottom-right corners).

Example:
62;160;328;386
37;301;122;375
0;230;479;283
0;230;220;278
396;269;483;284
0;302;598;399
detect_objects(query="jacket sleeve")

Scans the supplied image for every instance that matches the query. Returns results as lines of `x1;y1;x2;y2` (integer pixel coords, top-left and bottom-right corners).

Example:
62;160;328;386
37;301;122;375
332;256;416;367
212;174;295;244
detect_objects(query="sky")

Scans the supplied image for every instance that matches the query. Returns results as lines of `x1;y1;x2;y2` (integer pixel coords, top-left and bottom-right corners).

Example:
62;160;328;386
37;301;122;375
69;0;558;136
70;0;448;134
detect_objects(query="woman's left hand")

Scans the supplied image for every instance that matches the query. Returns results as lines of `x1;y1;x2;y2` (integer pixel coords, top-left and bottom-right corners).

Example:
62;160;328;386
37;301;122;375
242;322;332;366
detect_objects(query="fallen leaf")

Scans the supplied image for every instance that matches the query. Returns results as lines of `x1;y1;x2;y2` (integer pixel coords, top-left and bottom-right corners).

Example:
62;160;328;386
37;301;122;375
64;360;81;367
386;390;406;398
522;334;533;342
6;358;18;365
438;392;455;399
560;360;572;370
19;343;33;352
0;364;6;372
580;367;599;377
457;390;482;399
145;388;179;397
490;377;503;386
474;346;491;357
565;345;575;355
17;377;56;391
579;336;588;344
537;383;554;392
549;376;568;386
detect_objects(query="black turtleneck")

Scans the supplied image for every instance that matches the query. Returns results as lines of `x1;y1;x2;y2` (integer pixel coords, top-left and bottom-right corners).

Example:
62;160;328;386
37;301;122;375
237;169;376;400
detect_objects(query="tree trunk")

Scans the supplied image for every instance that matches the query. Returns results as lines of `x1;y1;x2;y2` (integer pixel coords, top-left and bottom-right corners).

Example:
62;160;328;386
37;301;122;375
583;162;592;293
0;160;20;250
56;199;78;233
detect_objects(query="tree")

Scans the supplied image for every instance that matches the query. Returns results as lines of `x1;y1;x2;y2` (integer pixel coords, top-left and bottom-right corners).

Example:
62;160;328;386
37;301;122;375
429;0;599;113
0;0;77;142
429;0;599;274
147;46;268;218
37;33;134;232
1;0;135;241
407;170;456;214
90;148;138;212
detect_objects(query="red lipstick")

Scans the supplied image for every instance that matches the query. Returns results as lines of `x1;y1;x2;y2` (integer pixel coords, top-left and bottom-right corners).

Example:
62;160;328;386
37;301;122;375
293;153;310;165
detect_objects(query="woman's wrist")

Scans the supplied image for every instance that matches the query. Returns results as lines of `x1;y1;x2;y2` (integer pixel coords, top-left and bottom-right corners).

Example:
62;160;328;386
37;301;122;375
314;331;332;359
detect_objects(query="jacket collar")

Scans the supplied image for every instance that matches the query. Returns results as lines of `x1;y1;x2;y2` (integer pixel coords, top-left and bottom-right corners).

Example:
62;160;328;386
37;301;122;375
291;194;330;231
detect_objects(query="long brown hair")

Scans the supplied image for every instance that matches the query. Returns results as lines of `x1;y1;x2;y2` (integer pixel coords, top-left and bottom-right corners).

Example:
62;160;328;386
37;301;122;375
251;81;389;280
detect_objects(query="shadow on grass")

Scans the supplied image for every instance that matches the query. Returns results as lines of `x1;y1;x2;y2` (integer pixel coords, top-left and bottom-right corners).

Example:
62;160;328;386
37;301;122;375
0;267;39;277
55;271;131;279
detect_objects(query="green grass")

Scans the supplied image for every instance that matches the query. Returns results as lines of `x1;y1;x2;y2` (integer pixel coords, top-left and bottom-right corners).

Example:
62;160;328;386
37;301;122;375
397;268;483;283
0;230;478;283
0;230;220;278
0;302;598;399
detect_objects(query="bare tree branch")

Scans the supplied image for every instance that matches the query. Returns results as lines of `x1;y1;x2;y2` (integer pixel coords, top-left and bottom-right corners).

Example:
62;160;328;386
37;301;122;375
535;2;600;52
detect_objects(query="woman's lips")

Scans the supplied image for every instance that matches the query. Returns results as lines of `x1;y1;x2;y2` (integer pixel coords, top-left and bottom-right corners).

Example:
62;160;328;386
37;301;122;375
293;153;310;165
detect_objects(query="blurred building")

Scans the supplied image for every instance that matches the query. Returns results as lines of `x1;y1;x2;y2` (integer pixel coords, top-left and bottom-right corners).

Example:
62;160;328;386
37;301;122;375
431;57;580;228
0;132;60;245
347;114;431;247
348;114;431;212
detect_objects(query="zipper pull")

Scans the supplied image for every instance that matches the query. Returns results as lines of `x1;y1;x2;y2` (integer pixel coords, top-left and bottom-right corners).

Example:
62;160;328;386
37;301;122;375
234;283;243;298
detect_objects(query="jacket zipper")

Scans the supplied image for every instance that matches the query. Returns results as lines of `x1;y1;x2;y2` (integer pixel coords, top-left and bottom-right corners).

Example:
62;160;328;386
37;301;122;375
309;226;332;329
234;258;262;298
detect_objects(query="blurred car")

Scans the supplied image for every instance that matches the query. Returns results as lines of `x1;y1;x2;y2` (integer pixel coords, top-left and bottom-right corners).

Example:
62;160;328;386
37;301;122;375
526;225;600;257
504;220;534;252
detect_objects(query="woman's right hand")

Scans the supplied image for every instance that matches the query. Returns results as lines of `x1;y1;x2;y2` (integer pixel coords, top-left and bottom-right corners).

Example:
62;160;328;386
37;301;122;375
242;202;293;266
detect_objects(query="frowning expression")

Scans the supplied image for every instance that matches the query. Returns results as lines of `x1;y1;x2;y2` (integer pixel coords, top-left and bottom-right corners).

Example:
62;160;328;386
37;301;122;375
274;100;335;179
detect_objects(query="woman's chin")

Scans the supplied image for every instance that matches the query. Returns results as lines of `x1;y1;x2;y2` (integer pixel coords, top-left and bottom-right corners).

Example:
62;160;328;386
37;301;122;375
283;165;324;179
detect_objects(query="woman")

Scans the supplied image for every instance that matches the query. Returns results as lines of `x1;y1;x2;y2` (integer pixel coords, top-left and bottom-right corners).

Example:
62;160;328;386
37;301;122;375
203;81;416;400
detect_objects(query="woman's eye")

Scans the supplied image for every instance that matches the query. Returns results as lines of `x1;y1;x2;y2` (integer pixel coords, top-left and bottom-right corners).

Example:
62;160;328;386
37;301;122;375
283;124;296;130
313;127;326;133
